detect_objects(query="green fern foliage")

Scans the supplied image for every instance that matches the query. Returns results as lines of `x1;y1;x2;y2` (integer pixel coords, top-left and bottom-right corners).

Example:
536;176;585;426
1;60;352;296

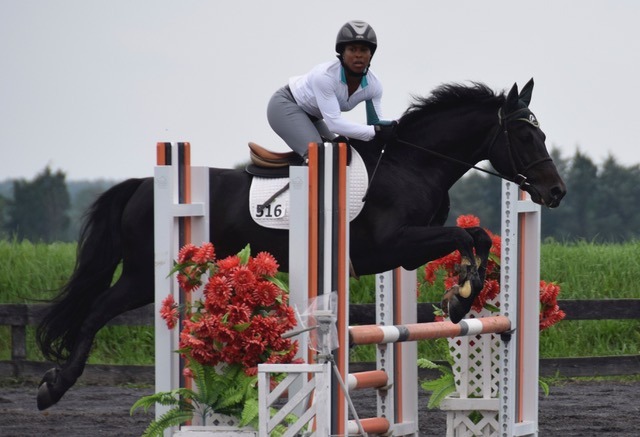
131;360;261;435
418;358;457;409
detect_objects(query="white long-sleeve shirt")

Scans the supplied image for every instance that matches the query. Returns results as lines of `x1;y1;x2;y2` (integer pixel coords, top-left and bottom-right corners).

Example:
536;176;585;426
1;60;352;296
288;60;384;141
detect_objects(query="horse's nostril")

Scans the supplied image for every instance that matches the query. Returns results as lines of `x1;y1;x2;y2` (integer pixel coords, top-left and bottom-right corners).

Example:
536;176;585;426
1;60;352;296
551;185;567;201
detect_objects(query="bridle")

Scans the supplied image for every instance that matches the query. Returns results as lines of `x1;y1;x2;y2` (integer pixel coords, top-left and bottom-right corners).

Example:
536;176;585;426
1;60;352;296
394;106;552;192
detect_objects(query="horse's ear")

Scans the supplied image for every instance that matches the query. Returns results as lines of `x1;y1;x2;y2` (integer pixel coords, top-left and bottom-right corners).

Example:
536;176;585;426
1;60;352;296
518;78;534;107
506;82;519;111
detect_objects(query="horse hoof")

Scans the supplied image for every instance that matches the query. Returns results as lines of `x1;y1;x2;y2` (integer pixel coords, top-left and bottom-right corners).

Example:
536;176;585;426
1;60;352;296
37;382;55;410
37;368;61;410
446;295;470;324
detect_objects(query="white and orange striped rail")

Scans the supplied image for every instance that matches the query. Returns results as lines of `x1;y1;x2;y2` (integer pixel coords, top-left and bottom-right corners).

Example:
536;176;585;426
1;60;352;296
349;315;511;346
347;417;391;435
347;370;389;391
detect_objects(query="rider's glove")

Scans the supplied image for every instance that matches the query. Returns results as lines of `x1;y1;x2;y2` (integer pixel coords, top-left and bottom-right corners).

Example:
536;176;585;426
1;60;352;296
373;121;398;144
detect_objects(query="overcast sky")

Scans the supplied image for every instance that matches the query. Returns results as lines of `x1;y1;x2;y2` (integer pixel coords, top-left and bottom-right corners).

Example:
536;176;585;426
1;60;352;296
2;1;639;181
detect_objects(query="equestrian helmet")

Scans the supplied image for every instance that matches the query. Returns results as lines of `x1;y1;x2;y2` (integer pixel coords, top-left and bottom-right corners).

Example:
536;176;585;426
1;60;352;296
335;20;377;55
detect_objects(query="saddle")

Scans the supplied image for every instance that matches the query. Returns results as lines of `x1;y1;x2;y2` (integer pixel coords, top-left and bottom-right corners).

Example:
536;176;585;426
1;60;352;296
245;142;304;178
245;141;352;178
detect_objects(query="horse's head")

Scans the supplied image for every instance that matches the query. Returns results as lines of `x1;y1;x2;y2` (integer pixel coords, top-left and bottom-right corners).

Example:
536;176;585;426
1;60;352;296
488;79;566;208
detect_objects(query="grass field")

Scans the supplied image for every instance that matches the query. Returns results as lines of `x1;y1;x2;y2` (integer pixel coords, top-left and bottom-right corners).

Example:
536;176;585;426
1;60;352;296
1;240;639;365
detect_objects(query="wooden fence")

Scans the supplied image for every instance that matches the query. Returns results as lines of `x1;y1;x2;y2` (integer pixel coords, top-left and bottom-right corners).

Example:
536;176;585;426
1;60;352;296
1;300;638;384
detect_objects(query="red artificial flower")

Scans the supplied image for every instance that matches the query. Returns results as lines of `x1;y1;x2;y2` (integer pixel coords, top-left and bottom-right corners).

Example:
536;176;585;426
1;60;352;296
485;279;500;301
456;214;481;228
192;242;215;264
489;231;501;258
180;329;206;351
160;294;179;329
244;366;259;377
540;280;561;306
226;303;252;326
539;280;566;330
217;255;241;274
231;266;258;296
177;267;203;293
443;276;457;290
424;251;461;285
166;242;298;372
252;281;281;307
424;266;437;284
191;345;217;366
177;244;199;264
250;251;280;277
204;275;233;310
241;338;267;367
276;303;297;328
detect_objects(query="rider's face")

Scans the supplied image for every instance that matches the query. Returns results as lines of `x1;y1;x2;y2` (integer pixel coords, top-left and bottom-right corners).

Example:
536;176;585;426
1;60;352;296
342;44;372;74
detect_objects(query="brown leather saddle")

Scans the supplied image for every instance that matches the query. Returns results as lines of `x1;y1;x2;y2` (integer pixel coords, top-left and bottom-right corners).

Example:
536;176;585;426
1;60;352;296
245;141;352;178
245;142;304;178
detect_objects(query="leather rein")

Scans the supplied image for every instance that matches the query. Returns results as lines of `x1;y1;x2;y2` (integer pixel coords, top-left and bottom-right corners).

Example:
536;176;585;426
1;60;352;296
394;107;552;192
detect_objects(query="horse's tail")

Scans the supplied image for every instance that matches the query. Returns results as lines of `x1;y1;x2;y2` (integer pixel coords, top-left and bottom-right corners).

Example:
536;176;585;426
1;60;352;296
36;178;146;363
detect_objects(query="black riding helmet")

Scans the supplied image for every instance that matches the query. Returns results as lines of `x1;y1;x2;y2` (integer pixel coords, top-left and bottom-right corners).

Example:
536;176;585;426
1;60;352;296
335;20;377;56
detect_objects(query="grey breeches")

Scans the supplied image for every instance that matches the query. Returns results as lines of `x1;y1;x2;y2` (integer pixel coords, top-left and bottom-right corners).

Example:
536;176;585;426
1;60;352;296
267;85;334;155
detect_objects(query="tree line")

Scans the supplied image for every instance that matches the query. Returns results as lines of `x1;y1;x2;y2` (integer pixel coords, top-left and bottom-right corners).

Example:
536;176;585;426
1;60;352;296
0;168;115;243
1;147;639;243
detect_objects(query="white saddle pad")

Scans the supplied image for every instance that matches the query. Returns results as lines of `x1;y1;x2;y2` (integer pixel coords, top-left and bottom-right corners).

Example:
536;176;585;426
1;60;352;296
249;148;368;229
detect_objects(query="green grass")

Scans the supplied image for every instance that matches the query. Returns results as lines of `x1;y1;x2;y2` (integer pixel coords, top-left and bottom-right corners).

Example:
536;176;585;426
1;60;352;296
540;320;640;358
0;239;77;303
540;240;640;299
1;240;639;366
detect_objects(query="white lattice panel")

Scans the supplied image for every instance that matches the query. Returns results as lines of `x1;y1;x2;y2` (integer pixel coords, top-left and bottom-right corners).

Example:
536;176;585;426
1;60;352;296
445;410;499;437
442;298;501;436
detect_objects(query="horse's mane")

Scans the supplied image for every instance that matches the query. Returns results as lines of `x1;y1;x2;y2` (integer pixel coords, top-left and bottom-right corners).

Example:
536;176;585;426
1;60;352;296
401;82;504;124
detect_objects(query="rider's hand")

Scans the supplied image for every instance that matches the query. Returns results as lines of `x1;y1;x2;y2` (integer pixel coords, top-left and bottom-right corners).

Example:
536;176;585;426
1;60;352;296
374;121;398;144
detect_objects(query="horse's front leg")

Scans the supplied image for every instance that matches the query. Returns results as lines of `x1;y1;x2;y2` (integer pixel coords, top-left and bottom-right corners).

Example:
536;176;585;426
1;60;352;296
440;226;492;322
352;225;492;323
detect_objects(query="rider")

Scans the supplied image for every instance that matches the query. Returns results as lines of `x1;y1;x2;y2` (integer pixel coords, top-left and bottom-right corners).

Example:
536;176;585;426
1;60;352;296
267;20;397;157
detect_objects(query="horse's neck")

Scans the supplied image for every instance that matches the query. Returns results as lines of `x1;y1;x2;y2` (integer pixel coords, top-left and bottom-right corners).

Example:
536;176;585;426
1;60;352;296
354;106;495;181
425;111;494;165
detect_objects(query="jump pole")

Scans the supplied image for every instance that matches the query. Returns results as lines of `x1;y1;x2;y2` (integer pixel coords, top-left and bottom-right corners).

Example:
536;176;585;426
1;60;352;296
153;142;210;433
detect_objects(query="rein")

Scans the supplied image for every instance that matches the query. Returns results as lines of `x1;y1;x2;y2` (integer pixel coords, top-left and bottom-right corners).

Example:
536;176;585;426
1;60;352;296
394;107;551;191
395;138;514;182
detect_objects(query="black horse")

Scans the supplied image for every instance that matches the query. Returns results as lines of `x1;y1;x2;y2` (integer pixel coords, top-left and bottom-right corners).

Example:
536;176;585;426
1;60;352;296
36;79;566;410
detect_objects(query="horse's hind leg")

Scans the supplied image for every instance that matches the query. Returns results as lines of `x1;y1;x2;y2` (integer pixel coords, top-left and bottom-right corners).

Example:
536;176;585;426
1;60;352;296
37;273;152;410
